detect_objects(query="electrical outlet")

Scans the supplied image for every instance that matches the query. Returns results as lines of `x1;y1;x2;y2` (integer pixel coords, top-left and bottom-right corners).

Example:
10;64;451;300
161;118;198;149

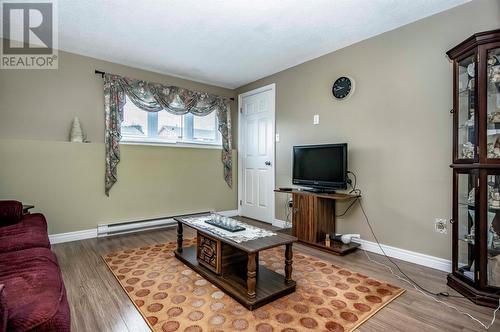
313;114;319;125
435;218;448;234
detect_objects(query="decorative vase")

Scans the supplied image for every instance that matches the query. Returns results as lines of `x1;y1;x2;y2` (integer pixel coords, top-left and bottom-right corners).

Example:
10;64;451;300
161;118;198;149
70;117;85;142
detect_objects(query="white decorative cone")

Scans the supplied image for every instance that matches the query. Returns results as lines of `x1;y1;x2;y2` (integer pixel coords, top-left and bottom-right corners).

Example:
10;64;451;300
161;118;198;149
70;117;84;142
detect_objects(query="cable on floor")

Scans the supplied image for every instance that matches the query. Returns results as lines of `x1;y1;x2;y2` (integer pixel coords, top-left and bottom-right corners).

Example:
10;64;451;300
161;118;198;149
358;198;500;330
347;171;466;298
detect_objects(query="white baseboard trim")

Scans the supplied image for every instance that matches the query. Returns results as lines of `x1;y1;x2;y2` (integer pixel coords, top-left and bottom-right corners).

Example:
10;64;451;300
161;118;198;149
49;209;239;245
49;212;451;274
49;228;97;244
267;221;451;272
272;219;292;229
352;238;452;273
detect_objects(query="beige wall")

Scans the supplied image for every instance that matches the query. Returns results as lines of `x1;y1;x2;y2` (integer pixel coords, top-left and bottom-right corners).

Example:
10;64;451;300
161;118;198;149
236;0;500;260
0;48;238;144
0;140;237;234
0;50;238;234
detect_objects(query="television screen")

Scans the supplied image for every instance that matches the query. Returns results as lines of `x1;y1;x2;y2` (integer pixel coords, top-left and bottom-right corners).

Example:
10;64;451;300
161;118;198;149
292;144;347;190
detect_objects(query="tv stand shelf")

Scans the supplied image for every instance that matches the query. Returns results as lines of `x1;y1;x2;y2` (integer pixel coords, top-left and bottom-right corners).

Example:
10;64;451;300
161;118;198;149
274;189;360;255
275;189;359;201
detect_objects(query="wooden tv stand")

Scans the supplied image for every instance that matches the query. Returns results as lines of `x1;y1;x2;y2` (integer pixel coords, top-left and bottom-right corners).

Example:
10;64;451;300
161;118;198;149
274;189;360;255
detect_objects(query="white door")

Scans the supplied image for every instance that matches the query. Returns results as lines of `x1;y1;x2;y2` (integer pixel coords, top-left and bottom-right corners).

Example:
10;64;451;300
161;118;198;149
239;85;275;223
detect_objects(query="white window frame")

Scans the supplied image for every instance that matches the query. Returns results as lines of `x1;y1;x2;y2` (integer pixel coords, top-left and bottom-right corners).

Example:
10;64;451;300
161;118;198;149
120;98;222;149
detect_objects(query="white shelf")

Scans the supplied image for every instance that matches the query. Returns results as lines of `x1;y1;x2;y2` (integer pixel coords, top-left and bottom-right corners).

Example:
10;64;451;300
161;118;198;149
487;129;500;136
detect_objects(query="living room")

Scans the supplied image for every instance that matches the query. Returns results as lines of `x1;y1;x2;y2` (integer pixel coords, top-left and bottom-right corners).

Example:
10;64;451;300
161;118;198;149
1;0;500;331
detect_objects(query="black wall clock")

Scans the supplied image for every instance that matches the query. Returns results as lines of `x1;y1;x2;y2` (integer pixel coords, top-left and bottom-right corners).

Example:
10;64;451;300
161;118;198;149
332;76;355;100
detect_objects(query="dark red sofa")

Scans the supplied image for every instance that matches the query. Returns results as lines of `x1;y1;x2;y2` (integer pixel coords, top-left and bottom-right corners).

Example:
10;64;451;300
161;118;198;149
0;201;70;332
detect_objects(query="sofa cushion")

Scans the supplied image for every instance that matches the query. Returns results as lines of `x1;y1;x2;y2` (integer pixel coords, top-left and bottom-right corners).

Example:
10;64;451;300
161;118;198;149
0;284;6;332
0;248;69;332
0;214;50;253
0;201;23;226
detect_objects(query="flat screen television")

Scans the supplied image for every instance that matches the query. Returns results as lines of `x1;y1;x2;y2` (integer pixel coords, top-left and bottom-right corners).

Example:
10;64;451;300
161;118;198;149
292;143;347;192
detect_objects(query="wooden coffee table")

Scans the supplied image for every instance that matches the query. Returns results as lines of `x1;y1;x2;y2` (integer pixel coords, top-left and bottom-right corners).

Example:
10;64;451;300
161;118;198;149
174;214;297;310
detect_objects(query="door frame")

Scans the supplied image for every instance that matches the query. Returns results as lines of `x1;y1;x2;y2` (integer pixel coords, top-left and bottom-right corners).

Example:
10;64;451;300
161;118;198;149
237;83;276;224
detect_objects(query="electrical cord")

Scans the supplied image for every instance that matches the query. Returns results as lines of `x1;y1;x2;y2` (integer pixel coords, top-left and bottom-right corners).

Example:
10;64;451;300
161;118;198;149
347;171;357;192
336;198;359;217
285;193;292;227
359;200;464;298
346;171;464;297
347;170;500;329
358;200;500;330
346;171;482;298
347;170;361;196
336;171;361;217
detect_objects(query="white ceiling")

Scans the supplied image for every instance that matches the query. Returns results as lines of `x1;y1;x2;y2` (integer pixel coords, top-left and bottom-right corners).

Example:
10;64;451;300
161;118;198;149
55;0;469;89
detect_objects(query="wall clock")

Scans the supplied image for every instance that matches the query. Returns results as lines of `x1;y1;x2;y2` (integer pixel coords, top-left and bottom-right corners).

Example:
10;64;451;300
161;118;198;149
332;76;355;100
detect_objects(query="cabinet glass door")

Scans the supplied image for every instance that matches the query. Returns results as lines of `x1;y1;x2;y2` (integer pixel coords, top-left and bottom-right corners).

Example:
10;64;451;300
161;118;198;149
457;54;477;161
486;173;500;288
487;47;500;160
456;171;478;282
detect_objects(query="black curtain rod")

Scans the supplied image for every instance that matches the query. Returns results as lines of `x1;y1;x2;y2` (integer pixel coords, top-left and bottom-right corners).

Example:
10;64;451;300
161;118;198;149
94;70;235;101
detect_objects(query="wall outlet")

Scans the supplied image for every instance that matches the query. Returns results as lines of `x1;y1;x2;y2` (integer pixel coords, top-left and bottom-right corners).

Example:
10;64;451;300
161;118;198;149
313;114;319;125
435;218;448;234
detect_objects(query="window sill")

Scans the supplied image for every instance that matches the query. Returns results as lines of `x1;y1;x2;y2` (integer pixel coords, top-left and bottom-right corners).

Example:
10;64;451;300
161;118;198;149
121;139;222;150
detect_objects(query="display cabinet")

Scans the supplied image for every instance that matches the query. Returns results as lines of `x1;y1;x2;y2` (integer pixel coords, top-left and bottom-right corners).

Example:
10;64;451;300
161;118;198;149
448;29;500;308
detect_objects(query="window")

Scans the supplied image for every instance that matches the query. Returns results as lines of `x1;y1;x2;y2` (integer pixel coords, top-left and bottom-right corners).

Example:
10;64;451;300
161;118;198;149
121;96;221;146
121;100;148;137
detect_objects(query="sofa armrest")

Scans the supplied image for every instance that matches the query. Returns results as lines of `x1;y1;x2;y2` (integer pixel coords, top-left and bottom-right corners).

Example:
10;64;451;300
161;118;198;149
0;201;23;226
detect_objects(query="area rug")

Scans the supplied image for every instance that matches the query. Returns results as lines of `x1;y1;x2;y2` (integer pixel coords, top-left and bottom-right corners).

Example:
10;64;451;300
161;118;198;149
103;239;405;332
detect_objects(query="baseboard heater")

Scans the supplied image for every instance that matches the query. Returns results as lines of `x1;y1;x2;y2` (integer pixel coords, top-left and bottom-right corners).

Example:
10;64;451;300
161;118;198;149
97;211;209;237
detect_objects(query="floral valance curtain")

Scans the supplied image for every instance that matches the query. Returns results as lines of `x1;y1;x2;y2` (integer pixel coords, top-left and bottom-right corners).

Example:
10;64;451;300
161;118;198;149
103;73;232;196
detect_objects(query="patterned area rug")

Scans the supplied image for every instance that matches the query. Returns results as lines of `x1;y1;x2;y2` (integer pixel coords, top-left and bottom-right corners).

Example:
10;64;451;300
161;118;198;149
103;239;405;332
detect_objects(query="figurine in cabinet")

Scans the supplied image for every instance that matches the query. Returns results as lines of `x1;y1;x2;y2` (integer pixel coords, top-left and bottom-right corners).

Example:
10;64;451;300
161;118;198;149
489;224;499;249
489;65;500;84
465;109;474;127
487;138;500;159
488;255;500;287
488;110;500;124
491;215;500;248
462;142;474;159
491;190;500;209
488;55;499;66
489;53;500;83
467;188;475;205
493;233;500;249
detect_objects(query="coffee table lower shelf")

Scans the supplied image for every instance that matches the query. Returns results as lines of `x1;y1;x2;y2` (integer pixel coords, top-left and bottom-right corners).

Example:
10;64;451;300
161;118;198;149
174;246;296;310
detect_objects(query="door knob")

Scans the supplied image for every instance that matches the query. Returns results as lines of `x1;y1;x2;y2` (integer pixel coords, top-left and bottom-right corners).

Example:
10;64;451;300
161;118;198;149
265;161;271;166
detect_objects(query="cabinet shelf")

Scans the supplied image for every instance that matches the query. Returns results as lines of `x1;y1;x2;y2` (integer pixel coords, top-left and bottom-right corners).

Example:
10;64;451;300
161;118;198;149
458;89;474;96
458;124;474;130
487;129;500;136
467;204;500;213
459;238;475;245
489;248;500;257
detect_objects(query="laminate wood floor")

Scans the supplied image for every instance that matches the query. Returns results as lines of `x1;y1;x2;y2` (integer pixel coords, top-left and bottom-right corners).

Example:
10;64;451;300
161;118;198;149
52;217;500;332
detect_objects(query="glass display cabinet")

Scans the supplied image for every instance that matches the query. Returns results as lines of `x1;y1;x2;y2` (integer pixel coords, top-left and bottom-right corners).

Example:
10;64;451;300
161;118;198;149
448;29;500;308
